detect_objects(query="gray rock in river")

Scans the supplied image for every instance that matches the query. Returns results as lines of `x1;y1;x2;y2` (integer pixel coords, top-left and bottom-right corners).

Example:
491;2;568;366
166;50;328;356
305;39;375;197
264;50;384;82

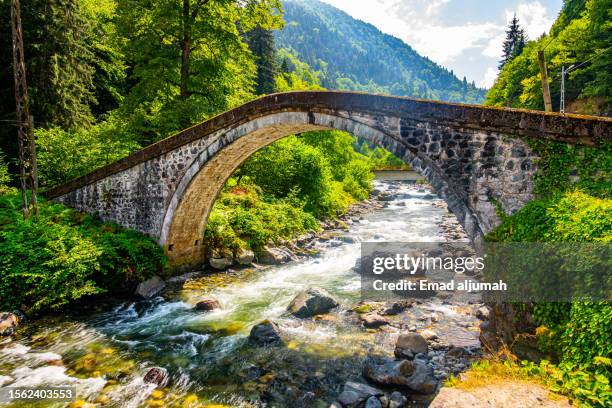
235;248;255;265
388;391;408;408
420;329;438;341
377;192;394;201
287;287;339;318
135;276;166;299
210;256;233;270
365;396;383;408
248;320;282;346
363;357;437;394
0;312;21;336
394;333;428;359
359;313;389;328
337;381;384;407
257;246;296;264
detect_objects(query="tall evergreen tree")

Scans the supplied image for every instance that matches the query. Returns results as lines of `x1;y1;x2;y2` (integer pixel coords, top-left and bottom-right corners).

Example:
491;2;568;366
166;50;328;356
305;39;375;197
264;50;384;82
0;0;98;169
499;14;526;70
245;27;278;95
114;0;283;143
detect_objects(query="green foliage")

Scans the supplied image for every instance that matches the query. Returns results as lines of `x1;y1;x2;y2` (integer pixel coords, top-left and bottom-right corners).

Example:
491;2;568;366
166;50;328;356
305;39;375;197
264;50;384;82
0;195;166;313
245;27;280;95
206;130;388;253
275;48;325;91
528;139;612;198
486;0;612;114
488;191;611;243
522;359;611;408
277;0;485;103
237;131;378;217
36;125;138;189
487;145;611;407
355;140;411;170
113;0;282;144
203;184;318;251
0;150;12;194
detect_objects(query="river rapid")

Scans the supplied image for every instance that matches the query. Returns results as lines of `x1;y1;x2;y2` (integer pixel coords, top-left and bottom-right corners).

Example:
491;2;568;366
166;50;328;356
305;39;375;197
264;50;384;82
0;174;485;408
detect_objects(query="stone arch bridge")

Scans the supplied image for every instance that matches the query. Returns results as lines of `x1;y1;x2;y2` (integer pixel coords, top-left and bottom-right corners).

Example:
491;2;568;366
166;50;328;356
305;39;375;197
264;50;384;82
47;92;611;269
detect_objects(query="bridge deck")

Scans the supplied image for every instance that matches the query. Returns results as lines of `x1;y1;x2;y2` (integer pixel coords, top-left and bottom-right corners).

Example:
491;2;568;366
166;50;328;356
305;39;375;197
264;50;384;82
46;91;611;199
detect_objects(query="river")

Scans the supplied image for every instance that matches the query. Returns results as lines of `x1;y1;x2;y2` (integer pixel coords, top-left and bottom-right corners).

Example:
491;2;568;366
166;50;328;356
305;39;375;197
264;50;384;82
0;174;483;407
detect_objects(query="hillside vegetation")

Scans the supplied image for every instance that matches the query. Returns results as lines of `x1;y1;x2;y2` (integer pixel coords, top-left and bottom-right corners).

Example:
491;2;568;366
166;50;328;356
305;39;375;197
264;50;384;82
277;0;486;103
486;0;611;115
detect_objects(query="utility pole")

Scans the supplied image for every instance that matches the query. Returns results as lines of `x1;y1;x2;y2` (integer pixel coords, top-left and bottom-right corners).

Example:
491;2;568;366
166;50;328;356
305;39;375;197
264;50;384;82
11;0;38;216
559;64;575;114
537;50;553;112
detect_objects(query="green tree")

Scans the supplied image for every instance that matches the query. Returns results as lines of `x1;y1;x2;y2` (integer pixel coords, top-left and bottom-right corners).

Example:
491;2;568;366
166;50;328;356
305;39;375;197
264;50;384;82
245;26;279;95
486;0;611;114
499;14;526;70
114;0;283;144
0;0;102;166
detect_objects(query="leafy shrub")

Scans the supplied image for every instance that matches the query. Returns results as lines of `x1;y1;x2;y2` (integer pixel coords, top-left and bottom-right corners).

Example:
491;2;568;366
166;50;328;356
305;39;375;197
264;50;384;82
236;132;375;218
487;188;611;407
204;184;318;252
0;150;13;194
0;195;166;313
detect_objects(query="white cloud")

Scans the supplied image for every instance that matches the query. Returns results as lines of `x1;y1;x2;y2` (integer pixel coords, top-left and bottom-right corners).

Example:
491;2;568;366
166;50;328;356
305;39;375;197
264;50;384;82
322;0;498;64
318;0;559;87
483;32;505;59
481;66;499;88
408;22;500;64
512;1;555;40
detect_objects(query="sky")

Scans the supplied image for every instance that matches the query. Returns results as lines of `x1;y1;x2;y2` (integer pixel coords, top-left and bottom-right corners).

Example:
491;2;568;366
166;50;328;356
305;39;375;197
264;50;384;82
318;0;563;88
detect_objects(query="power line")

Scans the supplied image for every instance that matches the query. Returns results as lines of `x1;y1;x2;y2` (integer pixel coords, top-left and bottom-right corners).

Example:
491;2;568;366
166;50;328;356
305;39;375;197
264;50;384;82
557;45;611;113
542;0;587;50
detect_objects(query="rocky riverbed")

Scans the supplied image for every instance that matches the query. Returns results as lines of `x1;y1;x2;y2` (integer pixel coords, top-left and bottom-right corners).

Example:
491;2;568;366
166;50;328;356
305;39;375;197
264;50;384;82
0;177;492;407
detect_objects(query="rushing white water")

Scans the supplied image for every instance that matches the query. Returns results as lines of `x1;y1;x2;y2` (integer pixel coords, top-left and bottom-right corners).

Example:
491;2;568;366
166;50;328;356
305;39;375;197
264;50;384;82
0;178;480;407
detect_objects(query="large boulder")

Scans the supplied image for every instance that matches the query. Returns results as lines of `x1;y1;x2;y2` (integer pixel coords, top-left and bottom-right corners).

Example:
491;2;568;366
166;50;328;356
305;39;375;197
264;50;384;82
258;246;296;265
287;287;339;318
337;381;383;407
210;257;233;270
359;313;389;329
0;312;21;336
394;333;428;359
135;276;166;299
248;320;282;346
209;249;234;270
236;248;255;265
194;298;221;312
363;357;437;394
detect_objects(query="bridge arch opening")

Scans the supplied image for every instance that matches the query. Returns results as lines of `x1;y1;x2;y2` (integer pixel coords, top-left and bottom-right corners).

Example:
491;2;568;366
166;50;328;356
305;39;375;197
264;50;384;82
161;110;476;268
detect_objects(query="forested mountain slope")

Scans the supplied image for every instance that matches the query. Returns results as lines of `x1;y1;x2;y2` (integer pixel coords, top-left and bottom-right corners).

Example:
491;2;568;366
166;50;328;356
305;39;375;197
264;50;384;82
276;0;486;103
486;0;610;115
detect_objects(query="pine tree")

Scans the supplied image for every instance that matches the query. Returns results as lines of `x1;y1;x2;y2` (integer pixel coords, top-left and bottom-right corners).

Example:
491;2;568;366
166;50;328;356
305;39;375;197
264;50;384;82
245;27;278;95
499;14;526;70
2;0;96;130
